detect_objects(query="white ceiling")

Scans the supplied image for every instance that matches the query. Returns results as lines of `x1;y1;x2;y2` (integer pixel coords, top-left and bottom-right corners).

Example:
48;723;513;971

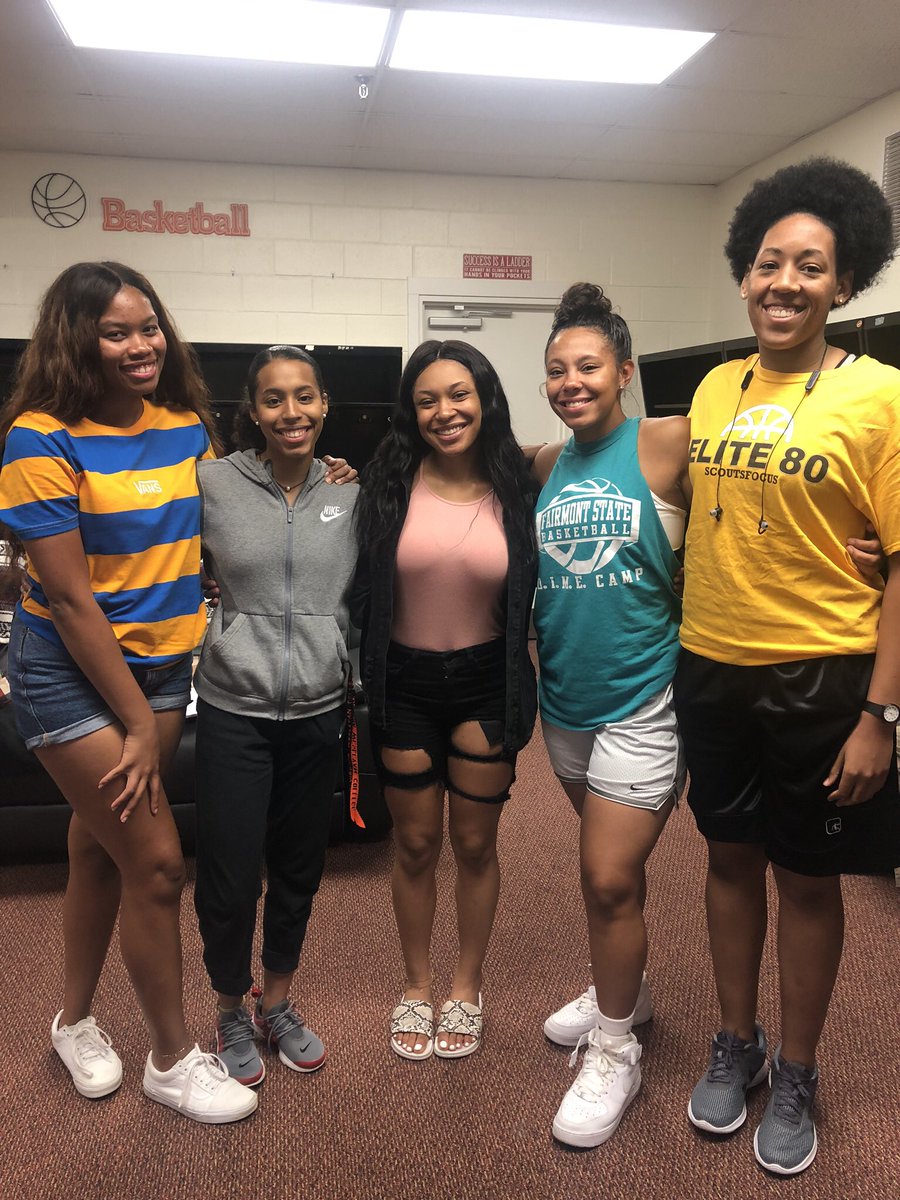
3;0;900;185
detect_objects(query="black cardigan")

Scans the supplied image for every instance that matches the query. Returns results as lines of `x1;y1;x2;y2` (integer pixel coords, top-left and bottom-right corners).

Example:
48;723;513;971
351;479;538;754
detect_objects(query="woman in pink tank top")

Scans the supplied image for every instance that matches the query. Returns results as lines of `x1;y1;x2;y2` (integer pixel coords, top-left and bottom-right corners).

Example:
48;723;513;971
353;340;538;1061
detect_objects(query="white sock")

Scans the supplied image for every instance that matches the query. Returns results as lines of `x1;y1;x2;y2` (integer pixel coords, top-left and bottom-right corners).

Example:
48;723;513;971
596;1008;635;1040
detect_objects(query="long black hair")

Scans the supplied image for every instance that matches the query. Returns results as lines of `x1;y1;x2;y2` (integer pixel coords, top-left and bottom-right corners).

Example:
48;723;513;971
355;339;536;558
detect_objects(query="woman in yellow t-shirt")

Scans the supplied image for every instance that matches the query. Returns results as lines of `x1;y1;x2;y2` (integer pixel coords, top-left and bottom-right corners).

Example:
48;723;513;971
675;158;900;1176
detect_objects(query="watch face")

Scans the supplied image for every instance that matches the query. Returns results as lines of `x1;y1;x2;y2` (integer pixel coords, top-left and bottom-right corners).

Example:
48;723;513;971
884;704;900;723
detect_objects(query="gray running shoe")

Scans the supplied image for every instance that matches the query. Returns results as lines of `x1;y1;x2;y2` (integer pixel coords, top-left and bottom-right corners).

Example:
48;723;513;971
753;1049;818;1176
253;997;326;1073
214;1006;265;1087
688;1025;768;1133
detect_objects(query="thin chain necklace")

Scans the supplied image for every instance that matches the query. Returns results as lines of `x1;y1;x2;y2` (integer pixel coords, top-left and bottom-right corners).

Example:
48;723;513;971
258;454;309;494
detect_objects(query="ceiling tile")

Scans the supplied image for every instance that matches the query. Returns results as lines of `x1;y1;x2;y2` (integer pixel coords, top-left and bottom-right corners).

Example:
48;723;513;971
3;0;900;186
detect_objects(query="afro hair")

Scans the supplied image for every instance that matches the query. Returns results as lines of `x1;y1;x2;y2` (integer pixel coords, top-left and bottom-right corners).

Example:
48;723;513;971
724;156;896;300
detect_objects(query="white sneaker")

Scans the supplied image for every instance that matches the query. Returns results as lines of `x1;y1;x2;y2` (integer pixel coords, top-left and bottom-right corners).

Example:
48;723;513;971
543;975;653;1046
51;1011;123;1098
551;1027;642;1148
142;1044;258;1124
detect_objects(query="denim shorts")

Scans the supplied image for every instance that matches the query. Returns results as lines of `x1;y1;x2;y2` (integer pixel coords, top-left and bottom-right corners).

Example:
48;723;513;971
7;616;193;751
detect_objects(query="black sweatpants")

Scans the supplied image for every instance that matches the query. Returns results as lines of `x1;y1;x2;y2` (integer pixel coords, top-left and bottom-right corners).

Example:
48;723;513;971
193;698;344;997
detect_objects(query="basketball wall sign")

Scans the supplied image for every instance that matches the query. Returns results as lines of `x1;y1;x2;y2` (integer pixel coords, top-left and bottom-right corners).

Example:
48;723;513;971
31;174;87;228
101;198;251;237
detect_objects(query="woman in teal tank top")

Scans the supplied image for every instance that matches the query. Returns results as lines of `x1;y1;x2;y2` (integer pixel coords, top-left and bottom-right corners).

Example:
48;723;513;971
530;284;692;1150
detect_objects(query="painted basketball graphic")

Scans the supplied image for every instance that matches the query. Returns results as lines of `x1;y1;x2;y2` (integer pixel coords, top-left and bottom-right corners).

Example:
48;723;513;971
722;404;795;443
31;174;87;228
537;478;640;575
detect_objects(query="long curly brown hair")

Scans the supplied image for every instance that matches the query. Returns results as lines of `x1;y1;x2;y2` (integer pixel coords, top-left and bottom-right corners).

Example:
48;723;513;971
0;261;219;450
0;262;220;585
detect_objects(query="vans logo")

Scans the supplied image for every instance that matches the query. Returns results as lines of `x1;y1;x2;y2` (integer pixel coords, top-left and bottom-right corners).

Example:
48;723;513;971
134;479;163;495
320;506;347;523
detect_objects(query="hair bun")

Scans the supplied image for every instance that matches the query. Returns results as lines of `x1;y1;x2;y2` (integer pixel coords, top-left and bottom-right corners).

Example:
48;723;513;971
553;282;612;330
547;281;632;364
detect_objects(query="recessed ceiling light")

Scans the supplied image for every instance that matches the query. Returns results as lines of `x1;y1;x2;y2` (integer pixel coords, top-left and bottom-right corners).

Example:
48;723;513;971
389;11;715;85
46;0;391;67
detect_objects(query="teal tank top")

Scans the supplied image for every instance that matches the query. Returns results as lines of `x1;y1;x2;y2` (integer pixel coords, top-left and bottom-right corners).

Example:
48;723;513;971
534;418;681;728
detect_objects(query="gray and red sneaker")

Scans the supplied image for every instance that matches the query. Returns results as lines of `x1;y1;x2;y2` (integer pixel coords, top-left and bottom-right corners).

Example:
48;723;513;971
251;990;326;1073
214;1005;265;1087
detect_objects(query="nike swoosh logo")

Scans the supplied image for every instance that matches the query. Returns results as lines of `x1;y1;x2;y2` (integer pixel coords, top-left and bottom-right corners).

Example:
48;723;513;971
320;511;347;522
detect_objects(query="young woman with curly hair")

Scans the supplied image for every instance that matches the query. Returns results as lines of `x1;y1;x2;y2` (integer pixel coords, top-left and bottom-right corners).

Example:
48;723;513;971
353;339;538;1060
529;283;691;1148
0;262;257;1124
677;157;900;1175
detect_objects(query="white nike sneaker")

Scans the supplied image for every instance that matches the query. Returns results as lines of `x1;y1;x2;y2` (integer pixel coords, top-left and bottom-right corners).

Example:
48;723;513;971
551;1027;642;1148
543;974;653;1047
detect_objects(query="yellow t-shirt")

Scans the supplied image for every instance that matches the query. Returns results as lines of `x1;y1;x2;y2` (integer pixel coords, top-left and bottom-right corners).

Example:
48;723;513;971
681;355;900;665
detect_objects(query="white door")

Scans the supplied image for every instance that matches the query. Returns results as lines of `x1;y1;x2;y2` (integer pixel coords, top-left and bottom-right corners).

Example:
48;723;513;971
416;295;566;446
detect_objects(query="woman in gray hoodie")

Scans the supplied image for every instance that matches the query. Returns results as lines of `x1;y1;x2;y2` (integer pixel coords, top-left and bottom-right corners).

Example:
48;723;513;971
192;345;359;1087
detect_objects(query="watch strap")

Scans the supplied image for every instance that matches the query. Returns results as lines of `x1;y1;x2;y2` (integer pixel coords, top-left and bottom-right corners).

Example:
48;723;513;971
861;700;900;724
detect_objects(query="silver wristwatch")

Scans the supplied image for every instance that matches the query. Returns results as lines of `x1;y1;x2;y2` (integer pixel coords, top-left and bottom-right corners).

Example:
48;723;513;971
861;700;900;725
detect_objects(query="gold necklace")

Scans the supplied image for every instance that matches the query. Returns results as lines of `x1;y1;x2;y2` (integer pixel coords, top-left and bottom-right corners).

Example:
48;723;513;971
258;454;308;494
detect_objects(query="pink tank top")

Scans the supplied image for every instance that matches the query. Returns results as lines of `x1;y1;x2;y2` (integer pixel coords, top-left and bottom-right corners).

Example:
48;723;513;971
391;472;508;651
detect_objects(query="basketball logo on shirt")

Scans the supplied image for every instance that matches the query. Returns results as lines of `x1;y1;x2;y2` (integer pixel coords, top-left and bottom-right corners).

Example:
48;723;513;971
720;404;795;442
691;401;830;485
536;478;640;575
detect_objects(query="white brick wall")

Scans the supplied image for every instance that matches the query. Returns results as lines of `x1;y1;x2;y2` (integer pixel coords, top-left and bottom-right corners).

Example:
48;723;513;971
274;240;344;279
1;148;717;364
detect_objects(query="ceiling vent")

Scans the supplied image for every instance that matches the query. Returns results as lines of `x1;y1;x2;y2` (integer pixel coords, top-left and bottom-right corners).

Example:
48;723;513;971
884;131;900;243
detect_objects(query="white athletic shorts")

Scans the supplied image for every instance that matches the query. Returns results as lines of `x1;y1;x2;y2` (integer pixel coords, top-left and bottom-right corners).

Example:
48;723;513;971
541;683;685;811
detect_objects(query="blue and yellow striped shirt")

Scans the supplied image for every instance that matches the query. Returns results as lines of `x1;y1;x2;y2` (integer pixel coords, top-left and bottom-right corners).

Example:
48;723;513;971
0;402;213;664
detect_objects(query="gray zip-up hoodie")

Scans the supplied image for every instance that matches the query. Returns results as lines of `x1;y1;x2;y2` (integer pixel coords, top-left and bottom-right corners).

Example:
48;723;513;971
195;449;359;720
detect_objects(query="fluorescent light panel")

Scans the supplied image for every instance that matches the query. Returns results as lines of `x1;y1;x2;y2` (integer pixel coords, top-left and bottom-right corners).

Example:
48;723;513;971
390;11;715;85
46;0;390;67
